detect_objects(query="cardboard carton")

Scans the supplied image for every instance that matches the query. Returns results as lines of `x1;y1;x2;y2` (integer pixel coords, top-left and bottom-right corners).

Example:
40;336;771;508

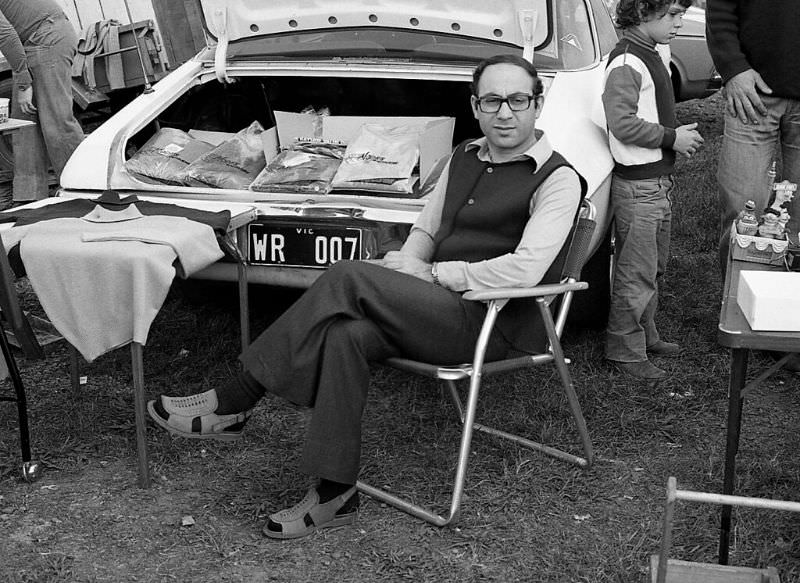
737;270;800;331
272;111;455;187
730;221;789;266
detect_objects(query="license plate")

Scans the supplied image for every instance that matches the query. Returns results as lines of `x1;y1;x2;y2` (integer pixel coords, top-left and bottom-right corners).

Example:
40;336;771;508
248;224;364;268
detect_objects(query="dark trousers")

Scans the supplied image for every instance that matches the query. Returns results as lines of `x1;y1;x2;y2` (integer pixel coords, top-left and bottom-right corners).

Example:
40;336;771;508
240;261;512;484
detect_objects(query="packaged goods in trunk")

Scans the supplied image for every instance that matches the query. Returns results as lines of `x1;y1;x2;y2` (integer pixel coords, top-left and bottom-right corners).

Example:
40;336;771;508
176;121;267;190
250;139;346;194
273;112;455;197
331;124;422;194
124;128;216;185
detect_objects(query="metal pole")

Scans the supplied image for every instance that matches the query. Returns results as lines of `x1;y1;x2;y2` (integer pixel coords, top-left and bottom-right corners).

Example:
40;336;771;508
120;0;154;93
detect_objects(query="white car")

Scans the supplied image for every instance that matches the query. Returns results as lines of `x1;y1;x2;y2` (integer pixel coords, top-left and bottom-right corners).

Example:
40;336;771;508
59;0;618;320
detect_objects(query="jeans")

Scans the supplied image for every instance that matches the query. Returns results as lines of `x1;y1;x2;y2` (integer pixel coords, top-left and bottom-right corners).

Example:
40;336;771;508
606;175;673;363
11;14;84;201
718;95;800;264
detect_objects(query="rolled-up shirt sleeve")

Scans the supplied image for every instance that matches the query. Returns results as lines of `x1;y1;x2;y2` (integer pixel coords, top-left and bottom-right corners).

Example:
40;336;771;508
0;10;32;87
436;166;582;292
399;156;451;261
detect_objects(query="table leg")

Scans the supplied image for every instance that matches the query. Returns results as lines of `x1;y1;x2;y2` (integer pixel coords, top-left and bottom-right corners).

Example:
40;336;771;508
131;342;150;488
237;257;249;350
719;347;747;564
69;345;81;397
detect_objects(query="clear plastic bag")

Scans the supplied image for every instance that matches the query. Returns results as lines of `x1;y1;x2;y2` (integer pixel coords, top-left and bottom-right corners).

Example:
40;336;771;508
250;140;346;194
331;124;421;194
176;121;267;190
124;128;215;185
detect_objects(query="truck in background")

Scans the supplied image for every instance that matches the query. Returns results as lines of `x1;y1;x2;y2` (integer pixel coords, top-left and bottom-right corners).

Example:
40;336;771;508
0;0;207;179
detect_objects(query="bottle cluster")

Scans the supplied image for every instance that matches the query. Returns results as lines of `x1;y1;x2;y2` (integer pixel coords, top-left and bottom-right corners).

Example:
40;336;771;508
735;162;796;240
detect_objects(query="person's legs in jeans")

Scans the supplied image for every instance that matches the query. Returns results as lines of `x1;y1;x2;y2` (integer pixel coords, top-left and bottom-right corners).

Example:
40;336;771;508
606;176;672;365
717;95;783;268
26;17;85;178
779;97;800;241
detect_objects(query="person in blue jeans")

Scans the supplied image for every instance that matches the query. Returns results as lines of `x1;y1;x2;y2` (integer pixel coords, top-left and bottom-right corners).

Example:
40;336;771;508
0;0;85;202
603;0;703;380
707;0;800;372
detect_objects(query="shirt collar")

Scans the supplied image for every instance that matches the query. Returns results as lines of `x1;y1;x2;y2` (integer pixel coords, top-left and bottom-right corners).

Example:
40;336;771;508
622;28;657;51
82;204;144;223
465;129;552;168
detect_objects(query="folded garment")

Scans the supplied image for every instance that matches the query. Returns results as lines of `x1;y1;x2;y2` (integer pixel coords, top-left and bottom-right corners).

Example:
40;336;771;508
176;121;267;190
331;124;421;194
124;128;216;185
250;140;346;194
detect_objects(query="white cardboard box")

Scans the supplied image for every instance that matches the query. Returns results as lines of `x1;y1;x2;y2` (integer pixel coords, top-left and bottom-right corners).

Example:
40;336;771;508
272;111;455;185
737;270;800;331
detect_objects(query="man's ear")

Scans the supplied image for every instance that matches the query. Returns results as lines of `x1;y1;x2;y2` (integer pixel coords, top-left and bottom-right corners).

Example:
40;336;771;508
534;95;544;118
470;95;480;120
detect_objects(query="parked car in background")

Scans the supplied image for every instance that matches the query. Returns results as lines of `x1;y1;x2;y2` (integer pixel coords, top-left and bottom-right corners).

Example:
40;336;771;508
668;6;721;100
603;1;721;101
49;0;620;323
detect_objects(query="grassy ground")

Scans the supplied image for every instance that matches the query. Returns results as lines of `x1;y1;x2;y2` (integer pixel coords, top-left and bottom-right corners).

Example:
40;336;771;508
1;93;798;582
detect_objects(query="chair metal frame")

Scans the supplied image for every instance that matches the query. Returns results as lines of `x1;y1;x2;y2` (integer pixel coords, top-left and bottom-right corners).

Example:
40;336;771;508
357;200;597;526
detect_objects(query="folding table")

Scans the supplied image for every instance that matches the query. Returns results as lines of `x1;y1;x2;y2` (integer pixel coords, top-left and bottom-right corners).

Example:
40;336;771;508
716;254;800;563
1;196;256;487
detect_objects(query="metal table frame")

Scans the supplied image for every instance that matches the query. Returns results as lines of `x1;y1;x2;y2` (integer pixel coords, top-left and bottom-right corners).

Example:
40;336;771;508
716;255;800;563
114;211;255;487
5;202;256;487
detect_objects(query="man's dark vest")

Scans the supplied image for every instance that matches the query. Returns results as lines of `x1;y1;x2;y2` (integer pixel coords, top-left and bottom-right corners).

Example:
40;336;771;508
432;142;586;353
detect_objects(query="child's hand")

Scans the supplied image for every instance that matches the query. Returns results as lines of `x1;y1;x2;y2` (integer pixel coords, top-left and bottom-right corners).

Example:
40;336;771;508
673;123;704;158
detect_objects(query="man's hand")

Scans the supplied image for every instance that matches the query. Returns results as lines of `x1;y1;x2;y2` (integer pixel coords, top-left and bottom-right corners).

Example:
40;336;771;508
368;251;434;282
673;123;704;158
724;69;772;124
17;86;36;116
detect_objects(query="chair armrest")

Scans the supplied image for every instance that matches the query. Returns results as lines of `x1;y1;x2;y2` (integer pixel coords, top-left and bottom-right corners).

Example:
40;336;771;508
462;281;588;302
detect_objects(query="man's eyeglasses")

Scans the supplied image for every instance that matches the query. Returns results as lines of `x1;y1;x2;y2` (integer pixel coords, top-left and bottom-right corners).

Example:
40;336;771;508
475;93;538;113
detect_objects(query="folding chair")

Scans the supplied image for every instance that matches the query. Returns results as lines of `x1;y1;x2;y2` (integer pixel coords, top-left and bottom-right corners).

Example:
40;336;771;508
357;199;597;526
0;236;44;482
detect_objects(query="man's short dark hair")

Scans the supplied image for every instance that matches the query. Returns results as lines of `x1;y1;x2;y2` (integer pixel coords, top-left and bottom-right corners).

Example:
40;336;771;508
615;0;693;29
471;54;544;97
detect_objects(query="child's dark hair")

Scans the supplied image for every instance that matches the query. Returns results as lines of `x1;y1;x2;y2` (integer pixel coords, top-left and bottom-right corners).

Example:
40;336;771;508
615;0;693;28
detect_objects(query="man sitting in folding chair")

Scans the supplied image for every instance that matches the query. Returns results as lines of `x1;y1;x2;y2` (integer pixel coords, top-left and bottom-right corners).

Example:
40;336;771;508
148;54;587;539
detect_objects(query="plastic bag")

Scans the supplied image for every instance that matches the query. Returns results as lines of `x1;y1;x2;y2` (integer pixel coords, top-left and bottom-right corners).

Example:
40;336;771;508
331;124;421;194
124;128;215;185
250;140;346;194
176;121;267;190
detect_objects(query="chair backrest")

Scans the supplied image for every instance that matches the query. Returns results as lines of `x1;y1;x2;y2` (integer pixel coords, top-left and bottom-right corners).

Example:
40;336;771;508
553;200;597;336
561;200;597;283
0;236;44;360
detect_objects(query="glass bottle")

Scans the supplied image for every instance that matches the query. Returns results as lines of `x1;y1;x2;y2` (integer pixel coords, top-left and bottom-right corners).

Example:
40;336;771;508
766;160;778;208
736;200;759;236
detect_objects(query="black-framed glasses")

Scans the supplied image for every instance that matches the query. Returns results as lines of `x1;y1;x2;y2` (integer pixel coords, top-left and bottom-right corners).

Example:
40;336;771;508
475;93;537;113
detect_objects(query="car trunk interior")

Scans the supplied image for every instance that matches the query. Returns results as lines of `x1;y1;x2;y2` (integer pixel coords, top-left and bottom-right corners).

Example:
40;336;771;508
127;76;479;164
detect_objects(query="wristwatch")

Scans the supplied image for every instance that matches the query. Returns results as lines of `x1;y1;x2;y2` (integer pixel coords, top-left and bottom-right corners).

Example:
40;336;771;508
431;262;441;286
